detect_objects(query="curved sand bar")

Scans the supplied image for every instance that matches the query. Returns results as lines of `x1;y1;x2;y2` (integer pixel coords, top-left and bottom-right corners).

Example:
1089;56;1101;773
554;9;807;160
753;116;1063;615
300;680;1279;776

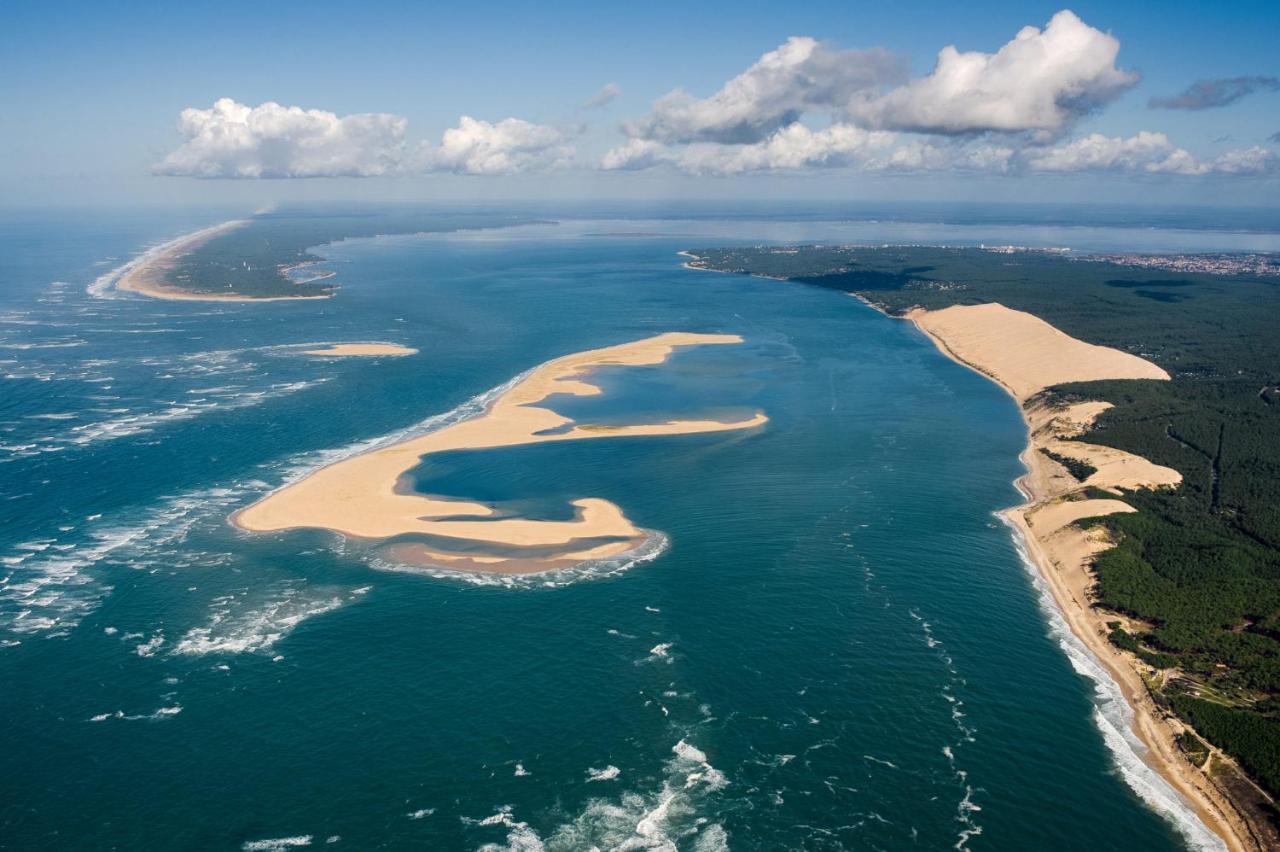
301;343;418;357
234;332;767;573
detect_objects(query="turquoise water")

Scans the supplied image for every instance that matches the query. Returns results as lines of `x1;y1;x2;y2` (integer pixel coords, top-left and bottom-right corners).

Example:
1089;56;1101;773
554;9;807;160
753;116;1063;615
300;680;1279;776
0;207;1246;850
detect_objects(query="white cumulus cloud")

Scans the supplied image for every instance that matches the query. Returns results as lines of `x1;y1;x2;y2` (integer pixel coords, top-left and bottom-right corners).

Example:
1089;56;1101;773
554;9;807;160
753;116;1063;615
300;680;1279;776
602;10;1204;177
604;128;1273;178
425;116;571;175
624;36;903;144
850;10;1137;135
154;98;410;178
156;99;571;178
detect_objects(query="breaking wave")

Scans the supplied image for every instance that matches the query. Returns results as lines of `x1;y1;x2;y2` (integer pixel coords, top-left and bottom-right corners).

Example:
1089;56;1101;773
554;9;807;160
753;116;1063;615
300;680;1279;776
1000;513;1225;851
173;584;367;656
0;485;253;642
368;530;669;590
240;836;313;851
466;739;728;851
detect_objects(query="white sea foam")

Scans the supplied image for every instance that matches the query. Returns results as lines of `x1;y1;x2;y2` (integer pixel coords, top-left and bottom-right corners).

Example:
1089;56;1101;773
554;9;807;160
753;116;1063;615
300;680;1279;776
407;808;435;820
134;633;165;657
2;377;325;462
371;530;670;590
69;381;321;448
173;584;356;656
241;835;313;851
586;765;621;782
1000;513;1226;851
468;738;727;850
909;607;982;849
636;640;675;666
88;705;182;722
0;484;252;641
693;824;729;852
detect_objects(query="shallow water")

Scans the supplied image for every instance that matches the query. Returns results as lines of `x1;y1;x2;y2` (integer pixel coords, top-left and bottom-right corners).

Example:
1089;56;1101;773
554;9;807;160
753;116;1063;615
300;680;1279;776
0;206;1251;850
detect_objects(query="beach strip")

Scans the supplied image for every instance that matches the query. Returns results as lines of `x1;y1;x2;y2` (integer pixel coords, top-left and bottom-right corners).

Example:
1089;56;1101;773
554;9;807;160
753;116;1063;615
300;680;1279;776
897;301;1252;851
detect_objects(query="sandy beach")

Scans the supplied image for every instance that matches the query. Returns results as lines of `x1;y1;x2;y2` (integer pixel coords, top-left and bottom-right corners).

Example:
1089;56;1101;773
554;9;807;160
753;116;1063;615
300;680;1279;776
300;343;418;357
114;220;332;302
901;302;1262;851
235;332;767;573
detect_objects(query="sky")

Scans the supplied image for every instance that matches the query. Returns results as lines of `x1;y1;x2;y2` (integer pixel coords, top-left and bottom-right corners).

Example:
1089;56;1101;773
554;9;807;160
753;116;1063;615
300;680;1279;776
3;0;1279;207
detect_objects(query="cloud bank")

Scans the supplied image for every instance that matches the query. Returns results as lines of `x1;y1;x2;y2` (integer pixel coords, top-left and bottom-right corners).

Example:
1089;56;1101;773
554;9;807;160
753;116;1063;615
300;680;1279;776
154;99;410;178
1149;76;1280;110
603;10;1273;179
429;116;571;174
157;12;1277;183
156;99;568;178
1026;132;1274;175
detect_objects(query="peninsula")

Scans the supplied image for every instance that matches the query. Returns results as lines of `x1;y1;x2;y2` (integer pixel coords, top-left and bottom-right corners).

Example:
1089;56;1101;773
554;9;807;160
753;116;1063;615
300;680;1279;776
97;207;542;301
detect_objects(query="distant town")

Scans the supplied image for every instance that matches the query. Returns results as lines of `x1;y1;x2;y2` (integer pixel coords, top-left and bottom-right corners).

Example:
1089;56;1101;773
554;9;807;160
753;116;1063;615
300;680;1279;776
1080;252;1280;277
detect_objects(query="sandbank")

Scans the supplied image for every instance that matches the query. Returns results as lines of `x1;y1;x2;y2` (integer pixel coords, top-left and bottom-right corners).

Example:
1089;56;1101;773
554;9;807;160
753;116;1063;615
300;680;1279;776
300;343;418;357
234;332;766;573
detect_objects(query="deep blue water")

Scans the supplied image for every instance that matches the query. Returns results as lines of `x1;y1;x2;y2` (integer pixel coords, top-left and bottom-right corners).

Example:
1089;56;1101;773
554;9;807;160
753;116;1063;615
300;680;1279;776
3;206;1267;850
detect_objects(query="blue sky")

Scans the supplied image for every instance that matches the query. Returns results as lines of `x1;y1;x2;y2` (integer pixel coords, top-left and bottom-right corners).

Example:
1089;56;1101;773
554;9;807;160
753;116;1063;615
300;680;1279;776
3;0;1278;205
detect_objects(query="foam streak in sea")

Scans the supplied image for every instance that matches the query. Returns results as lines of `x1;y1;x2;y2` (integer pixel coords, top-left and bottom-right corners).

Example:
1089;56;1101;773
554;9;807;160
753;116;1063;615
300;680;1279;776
0;368;533;644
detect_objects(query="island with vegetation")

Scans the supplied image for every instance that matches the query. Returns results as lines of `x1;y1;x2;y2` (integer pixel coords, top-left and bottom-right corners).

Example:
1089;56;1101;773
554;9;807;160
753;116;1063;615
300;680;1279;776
684;244;1280;849
109;207;542;301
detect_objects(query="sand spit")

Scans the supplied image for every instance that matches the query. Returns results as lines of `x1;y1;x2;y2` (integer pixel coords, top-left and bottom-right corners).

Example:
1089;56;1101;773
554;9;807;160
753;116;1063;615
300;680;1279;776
234;333;766;574
300;343;418;358
115;220;331;302
899;301;1262;850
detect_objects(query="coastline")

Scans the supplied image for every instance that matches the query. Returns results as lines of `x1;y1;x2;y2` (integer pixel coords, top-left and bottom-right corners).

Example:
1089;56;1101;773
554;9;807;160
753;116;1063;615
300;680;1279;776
109;219;333;302
679;251;1272;849
899;303;1259;852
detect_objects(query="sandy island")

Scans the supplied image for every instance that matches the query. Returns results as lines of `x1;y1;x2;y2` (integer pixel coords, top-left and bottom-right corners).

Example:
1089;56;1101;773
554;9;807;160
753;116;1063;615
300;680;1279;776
300;343;418;357
234;332;767;574
900;302;1265;851
115;220;332;302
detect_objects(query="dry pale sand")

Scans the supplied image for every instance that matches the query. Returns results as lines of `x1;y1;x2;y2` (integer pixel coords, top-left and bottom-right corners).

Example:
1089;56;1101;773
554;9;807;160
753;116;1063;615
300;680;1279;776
908;303;1169;402
300;343;418;357
116;220;332;302
234;332;767;573
898;301;1254;850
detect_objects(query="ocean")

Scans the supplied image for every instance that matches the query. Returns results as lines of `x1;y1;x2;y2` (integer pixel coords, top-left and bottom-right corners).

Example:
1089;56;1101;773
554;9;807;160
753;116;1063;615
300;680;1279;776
3;204;1274;850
